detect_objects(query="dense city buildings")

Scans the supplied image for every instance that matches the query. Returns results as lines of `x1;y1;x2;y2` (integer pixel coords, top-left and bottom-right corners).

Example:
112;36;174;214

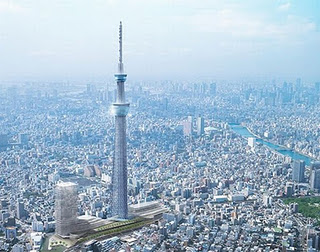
1;77;320;251
1;0;319;250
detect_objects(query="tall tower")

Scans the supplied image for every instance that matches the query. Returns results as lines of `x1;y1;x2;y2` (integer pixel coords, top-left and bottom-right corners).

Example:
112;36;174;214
111;22;129;219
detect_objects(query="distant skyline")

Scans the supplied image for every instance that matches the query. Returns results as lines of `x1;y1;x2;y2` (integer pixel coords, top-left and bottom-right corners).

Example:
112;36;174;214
0;0;319;82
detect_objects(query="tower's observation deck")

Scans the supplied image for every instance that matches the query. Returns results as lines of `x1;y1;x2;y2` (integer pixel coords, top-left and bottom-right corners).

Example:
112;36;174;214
111;21;129;219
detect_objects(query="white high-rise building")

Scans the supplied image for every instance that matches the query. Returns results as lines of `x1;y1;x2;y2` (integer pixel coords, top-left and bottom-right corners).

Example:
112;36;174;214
248;137;256;147
55;182;78;237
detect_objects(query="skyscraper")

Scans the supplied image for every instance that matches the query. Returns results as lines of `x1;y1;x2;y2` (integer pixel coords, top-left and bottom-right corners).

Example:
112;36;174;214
248;137;256;148
310;162;320;191
111;22;129;219
16;200;26;220
197;116;205;136
310;169;320;191
55;182;78;237
292;160;305;183
183;116;193;137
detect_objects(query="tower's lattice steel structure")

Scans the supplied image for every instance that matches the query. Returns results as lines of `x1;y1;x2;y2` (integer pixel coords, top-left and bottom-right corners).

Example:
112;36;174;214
111;22;129;219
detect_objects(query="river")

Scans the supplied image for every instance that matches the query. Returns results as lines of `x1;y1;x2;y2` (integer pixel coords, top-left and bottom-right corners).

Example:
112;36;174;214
229;124;314;166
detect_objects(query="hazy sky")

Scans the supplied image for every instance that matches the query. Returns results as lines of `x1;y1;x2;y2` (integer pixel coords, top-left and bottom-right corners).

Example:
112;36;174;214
0;0;319;82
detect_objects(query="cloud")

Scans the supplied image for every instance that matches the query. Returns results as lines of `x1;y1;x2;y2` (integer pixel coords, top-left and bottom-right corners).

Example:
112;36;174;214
186;8;318;41
0;0;25;13
187;9;266;37
278;2;291;11
30;50;56;57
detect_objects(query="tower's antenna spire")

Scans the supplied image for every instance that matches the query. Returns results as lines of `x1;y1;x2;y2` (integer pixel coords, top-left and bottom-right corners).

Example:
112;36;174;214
118;21;123;73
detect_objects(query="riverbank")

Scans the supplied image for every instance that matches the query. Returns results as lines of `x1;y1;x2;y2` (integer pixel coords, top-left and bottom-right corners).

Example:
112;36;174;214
229;123;315;166
245;124;316;161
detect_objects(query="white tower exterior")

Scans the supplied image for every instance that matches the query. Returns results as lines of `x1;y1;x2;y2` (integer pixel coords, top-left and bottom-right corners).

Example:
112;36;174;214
111;22;129;219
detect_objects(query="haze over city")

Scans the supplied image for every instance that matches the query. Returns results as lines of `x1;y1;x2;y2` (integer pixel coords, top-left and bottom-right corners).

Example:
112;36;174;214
0;0;320;82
